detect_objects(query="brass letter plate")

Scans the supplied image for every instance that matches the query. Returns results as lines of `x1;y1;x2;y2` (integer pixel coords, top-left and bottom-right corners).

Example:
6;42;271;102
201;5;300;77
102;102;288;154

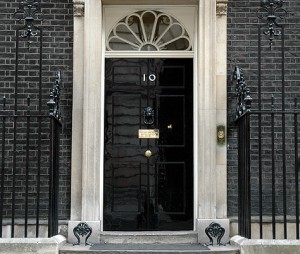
138;129;159;139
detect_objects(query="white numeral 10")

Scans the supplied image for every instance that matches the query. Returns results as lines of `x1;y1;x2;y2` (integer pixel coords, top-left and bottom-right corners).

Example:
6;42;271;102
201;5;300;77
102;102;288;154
143;74;156;82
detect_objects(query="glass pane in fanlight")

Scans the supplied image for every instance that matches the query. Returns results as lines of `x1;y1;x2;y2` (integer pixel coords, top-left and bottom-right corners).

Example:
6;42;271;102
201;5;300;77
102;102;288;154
115;24;138;44
141;12;156;41
108;37;135;50
159;23;183;45
156;15;171;40
163;38;190;51
127;15;143;41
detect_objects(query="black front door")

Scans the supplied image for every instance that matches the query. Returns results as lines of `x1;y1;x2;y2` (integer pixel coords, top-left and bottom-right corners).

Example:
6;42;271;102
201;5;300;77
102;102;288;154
104;58;193;231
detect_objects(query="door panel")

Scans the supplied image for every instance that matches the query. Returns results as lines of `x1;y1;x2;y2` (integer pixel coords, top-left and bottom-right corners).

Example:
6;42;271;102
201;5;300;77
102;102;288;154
111;95;142;145
157;95;185;146
104;58;193;231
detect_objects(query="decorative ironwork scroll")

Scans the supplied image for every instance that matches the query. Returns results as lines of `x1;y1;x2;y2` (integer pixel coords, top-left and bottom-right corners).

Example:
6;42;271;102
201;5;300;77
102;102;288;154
47;71;62;121
204;222;225;246
73;222;93;246
257;0;288;49
233;66;252;119
14;0;43;50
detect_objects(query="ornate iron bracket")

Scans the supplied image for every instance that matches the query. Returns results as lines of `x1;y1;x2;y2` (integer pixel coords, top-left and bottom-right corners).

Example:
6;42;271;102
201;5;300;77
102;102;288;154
47;70;62;121
14;0;43;50
143;107;154;125
257;0;288;49
233;66;252;119
204;222;225;246
73;222;93;246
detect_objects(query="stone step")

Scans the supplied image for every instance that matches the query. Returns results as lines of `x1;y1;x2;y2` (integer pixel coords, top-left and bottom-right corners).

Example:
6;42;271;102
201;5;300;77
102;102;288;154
59;243;240;254
99;231;198;244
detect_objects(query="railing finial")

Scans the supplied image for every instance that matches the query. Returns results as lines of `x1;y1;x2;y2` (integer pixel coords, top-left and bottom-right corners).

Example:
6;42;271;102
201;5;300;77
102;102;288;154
233;66;252;119
47;70;62;121
257;0;288;49
14;0;44;51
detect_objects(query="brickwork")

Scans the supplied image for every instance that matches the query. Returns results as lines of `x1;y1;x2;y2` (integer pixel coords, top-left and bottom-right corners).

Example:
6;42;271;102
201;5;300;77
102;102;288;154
227;0;300;216
1;0;299;223
0;0;73;220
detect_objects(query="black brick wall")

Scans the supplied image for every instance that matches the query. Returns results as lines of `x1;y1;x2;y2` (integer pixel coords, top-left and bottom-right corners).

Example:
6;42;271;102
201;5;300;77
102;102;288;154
227;0;300;216
0;0;73;220
1;0;299;222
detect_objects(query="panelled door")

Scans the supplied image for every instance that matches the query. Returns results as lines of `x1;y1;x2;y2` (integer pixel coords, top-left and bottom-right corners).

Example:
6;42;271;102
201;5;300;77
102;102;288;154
104;58;193;230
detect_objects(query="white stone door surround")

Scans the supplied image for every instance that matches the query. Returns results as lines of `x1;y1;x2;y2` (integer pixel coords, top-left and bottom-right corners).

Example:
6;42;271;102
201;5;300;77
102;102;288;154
70;0;228;237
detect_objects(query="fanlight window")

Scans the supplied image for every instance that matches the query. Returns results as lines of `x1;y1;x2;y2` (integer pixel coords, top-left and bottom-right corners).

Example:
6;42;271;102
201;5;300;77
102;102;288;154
107;10;192;51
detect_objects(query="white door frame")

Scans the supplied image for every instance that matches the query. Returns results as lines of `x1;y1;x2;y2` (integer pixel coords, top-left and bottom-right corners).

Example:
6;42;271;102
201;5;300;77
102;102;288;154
70;0;228;238
100;5;198;231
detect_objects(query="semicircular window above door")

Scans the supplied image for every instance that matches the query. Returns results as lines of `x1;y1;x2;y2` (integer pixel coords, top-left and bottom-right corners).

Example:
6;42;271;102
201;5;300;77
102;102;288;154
106;10;192;51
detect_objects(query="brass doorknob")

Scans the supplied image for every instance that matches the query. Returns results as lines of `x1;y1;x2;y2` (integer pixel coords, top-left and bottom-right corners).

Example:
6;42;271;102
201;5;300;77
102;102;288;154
145;150;152;158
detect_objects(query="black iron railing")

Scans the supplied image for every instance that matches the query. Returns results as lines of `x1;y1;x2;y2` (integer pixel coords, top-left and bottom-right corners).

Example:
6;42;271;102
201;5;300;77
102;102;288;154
234;66;300;239
236;110;300;239
47;71;62;237
234;0;300;239
0;0;61;238
0;71;61;238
